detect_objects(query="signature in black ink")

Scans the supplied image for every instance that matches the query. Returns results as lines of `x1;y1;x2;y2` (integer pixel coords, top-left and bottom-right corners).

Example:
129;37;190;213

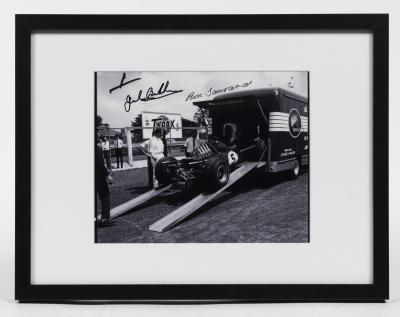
185;80;253;102
109;72;183;112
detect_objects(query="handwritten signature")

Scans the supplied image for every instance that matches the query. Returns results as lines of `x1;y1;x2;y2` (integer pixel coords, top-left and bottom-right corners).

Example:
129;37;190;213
109;72;183;112
185;80;252;102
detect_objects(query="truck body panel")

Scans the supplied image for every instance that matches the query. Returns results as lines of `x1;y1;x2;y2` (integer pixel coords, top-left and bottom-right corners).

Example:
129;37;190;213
194;88;309;174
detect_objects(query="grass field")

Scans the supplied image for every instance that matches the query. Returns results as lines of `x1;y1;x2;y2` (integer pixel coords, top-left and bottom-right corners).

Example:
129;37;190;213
96;166;309;243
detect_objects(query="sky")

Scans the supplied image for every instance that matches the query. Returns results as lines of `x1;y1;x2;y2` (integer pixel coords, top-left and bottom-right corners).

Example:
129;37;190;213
96;71;308;128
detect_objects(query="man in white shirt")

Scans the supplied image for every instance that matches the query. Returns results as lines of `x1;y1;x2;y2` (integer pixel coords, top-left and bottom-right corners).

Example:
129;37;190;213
101;137;111;169
114;135;124;168
140;128;164;188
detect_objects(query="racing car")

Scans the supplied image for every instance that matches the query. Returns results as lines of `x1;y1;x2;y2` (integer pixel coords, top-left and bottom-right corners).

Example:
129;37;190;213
154;142;237;191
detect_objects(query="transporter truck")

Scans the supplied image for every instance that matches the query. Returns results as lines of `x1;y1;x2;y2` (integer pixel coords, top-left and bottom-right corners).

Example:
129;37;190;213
155;88;309;190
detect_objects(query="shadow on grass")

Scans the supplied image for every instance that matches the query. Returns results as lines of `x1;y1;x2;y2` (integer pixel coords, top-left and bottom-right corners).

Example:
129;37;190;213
125;186;150;196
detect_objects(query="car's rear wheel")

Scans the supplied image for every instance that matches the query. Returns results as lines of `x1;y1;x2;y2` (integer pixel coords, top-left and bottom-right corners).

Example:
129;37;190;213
206;157;230;189
289;159;300;179
155;156;177;185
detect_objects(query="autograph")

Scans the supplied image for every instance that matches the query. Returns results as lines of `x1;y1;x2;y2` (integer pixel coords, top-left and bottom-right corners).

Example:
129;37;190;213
185;80;252;102
109;72;183;112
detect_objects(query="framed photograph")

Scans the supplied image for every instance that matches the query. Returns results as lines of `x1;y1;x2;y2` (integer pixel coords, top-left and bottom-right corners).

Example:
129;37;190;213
15;14;388;302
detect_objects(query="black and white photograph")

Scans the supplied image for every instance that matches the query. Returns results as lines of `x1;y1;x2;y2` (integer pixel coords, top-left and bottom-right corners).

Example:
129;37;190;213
95;71;309;243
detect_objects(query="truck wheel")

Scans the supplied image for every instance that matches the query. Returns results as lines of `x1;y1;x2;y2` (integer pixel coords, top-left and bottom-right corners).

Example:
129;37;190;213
289;159;300;179
155;157;177;185
206;157;230;189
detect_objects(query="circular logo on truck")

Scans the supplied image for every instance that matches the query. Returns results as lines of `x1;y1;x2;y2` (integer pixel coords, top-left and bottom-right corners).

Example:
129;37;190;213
288;109;302;138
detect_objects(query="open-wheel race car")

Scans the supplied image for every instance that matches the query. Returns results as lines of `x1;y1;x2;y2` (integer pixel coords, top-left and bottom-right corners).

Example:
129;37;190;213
154;142;235;191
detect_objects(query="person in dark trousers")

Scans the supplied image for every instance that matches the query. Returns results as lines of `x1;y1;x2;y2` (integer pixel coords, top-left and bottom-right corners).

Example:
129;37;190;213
146;155;153;189
161;129;168;157
140;129;165;189
140;135;153;189
114;135;124;168
95;141;112;226
101;137;111;169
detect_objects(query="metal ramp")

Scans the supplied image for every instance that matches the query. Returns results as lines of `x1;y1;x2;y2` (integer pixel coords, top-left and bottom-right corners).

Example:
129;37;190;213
110;184;172;219
149;161;266;232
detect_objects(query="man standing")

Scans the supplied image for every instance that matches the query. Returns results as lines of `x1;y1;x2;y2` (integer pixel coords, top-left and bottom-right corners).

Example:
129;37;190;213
114;135;124;169
101;137;111;169
140;128;164;188
184;129;198;157
96;141;112;225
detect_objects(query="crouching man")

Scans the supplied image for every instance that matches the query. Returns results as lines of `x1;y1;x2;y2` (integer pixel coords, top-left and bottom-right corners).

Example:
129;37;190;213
140;128;164;189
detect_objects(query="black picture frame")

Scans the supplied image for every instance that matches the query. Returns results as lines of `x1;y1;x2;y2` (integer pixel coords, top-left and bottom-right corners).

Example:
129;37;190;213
15;14;389;303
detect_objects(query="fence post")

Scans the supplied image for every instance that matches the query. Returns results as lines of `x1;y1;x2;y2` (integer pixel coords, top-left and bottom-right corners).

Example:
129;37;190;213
126;128;133;166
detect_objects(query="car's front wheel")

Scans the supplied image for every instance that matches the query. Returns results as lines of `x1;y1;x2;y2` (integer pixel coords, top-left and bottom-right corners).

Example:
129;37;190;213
206;157;230;190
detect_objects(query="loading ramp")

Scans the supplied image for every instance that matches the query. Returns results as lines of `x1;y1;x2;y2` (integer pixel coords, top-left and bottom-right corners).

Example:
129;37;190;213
149;161;266;232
